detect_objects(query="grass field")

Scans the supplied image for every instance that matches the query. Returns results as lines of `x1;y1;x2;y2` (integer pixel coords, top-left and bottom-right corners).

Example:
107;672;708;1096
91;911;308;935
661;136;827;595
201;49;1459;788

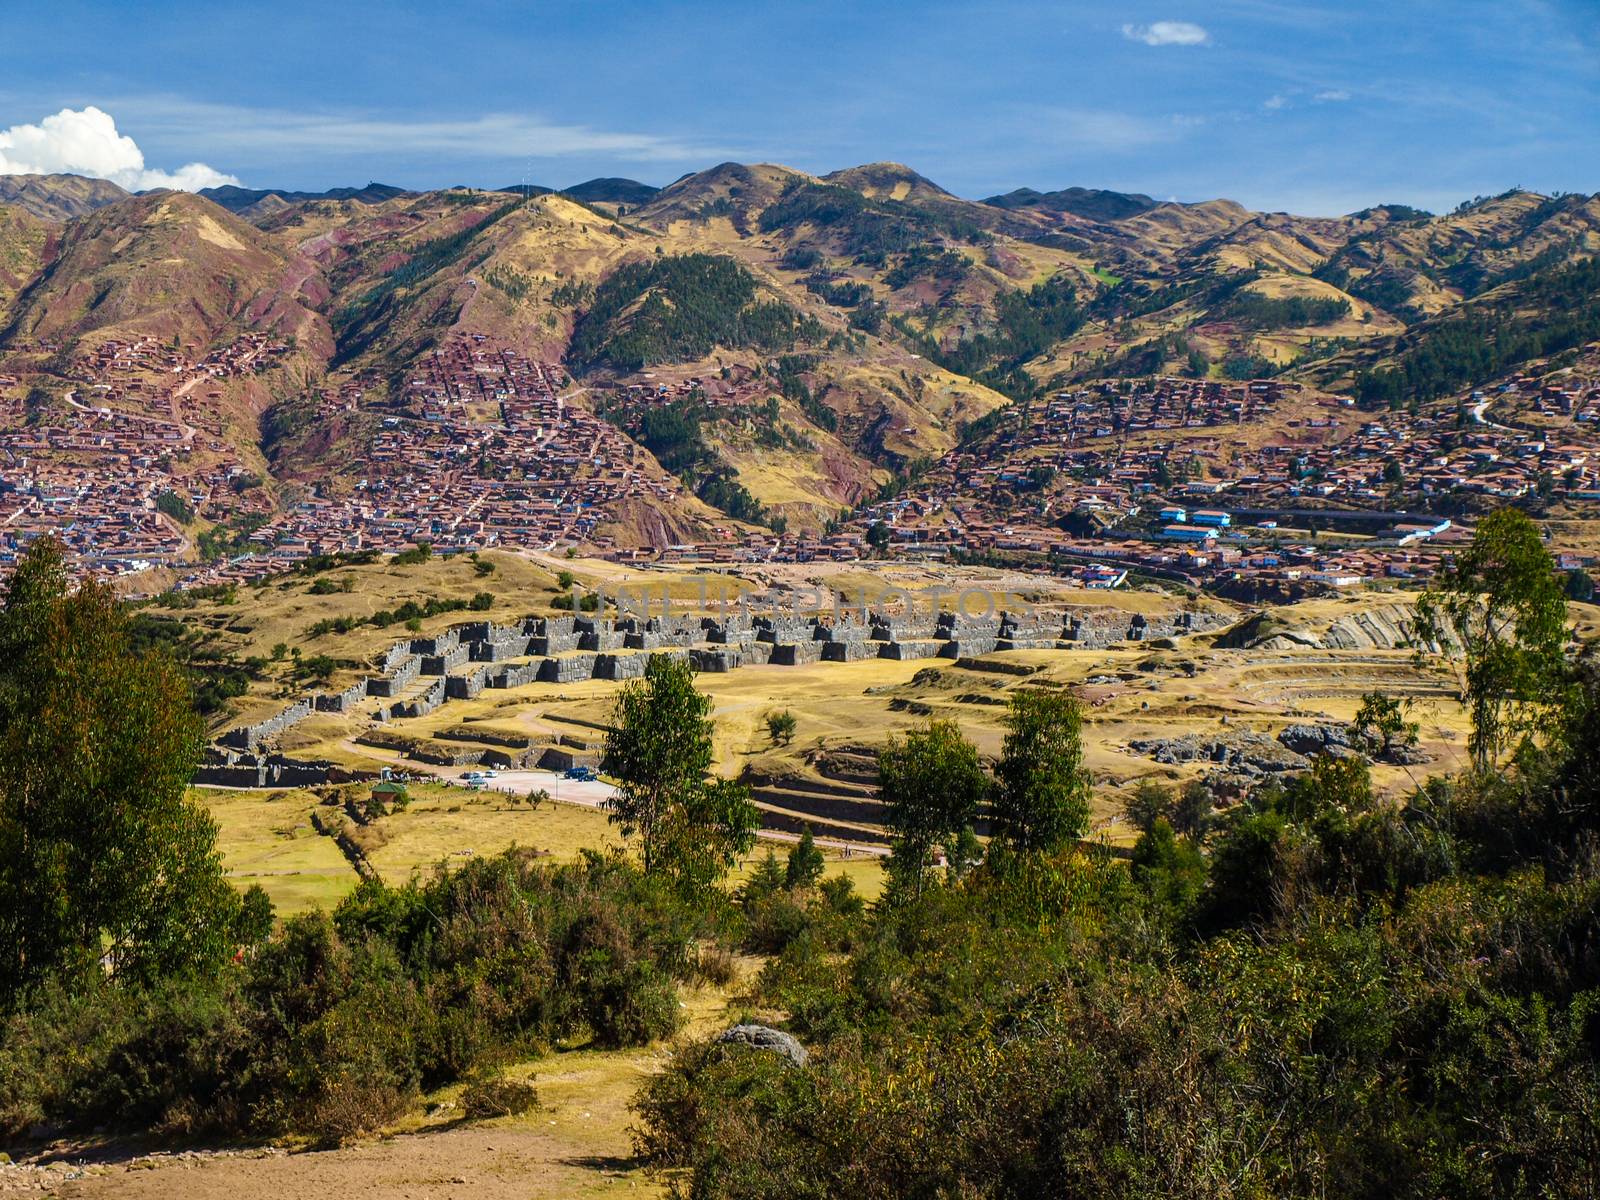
197;779;886;915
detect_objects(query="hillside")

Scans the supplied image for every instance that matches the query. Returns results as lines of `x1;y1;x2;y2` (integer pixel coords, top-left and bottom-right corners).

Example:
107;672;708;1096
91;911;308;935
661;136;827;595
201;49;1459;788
0;163;1595;567
1;190;327;352
0;203;51;323
0;172;128;220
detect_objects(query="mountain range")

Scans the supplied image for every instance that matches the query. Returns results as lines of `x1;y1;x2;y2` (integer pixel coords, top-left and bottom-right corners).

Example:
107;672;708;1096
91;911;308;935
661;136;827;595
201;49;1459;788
1;161;1596;542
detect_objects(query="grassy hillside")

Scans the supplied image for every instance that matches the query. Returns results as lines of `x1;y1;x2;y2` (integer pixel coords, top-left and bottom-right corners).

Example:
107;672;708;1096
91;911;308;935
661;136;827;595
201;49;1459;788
0;165;1594;546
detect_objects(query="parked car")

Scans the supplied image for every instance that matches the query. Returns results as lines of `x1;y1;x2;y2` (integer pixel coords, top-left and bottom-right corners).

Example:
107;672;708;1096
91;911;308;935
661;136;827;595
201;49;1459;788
564;765;598;781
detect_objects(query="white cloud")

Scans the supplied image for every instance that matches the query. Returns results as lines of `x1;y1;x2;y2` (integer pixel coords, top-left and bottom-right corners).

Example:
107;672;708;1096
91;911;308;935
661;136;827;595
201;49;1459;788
0;106;239;191
1121;21;1210;46
1315;89;1352;102
1264;94;1288;111
112;98;722;165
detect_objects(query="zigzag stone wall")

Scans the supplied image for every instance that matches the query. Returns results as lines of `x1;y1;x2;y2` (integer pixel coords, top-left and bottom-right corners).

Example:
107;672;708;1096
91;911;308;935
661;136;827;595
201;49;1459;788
314;679;370;713
367;654;421;696
539;654;597;684
445;666;490;700
220;699;313;750
421;645;470;674
212;605;1233;784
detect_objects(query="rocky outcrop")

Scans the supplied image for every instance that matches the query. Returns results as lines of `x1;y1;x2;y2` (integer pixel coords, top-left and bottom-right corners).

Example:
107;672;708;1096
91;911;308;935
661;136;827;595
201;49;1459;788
1129;731;1309;775
714;1024;809;1068
1277;724;1357;757
1217;603;1419;652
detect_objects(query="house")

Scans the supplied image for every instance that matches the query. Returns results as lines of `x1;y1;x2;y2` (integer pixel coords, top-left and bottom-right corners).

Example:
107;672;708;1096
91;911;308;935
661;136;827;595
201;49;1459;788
1190;510;1232;528
1161;524;1219;543
370;780;409;807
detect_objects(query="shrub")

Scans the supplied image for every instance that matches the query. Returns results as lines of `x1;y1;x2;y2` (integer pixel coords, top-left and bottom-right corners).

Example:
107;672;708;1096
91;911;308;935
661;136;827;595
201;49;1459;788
694;943;738;988
460;1072;540;1119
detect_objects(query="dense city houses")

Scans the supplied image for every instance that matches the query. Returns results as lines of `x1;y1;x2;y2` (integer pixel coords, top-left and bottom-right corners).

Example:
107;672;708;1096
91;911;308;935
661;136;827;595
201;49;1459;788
1;337;1597;591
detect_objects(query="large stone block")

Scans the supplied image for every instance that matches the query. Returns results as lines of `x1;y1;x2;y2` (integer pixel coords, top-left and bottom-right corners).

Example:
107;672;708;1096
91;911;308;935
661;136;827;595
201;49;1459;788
771;641;823;666
821;640;875;662
939;636;999;658
538;654;597;683
594;653;649;680
421;644;470;675
879;640;942;660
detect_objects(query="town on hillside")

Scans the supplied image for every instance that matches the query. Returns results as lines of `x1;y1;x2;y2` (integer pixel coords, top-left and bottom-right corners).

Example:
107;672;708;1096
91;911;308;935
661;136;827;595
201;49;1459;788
1;335;1598;593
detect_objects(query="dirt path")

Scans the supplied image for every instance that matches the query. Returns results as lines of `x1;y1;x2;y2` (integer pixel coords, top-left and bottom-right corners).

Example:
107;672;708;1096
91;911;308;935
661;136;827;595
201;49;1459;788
17;973;754;1198
48;1125;660;1199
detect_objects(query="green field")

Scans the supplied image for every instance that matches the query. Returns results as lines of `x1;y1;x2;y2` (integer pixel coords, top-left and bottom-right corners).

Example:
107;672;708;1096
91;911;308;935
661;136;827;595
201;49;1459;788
198;781;885;914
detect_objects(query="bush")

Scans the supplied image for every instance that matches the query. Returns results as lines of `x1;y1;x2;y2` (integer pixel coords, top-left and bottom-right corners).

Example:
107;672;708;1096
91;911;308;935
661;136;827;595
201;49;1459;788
0;849;706;1142
460;1072;540;1119
695;943;738;987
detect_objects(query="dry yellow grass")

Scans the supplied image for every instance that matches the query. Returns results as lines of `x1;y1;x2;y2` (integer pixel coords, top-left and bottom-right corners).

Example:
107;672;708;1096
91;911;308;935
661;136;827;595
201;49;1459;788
196;787;360;914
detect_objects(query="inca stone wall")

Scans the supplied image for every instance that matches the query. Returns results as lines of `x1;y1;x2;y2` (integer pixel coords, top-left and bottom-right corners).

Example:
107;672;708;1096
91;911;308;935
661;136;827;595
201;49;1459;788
367;653;421;696
219;698;313;750
212;604;1232;784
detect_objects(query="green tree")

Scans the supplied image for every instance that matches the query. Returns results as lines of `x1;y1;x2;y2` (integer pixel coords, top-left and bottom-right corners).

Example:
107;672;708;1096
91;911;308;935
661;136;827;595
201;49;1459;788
1123;778;1174;836
0;538;249;1007
992;690;1092;853
1351;690;1419;759
740;848;786;905
601;656;758;892
764;709;797;746
1411;509;1571;769
1171;779;1216;839
784;825;824;890
878;720;989;898
1130;817;1206;915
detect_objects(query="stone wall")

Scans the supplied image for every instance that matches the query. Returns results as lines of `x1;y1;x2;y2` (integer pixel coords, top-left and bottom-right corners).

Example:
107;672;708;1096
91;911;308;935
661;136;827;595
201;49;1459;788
421;644;470;674
879;640;942;660
526;616;575;638
594;653;649;680
771;641;823;666
367;653;421;696
314;679;370;712
579;626;627;651
530;632;581;655
940;635;999;658
410;629;460;656
755;616;812;644
491;660;543;689
539;654;597;683
704;618;754;644
379;641;416;672
219;698;313;750
691;648;741;672
470;634;532;661
815;620;870;643
821;639;876;662
390;678;446;719
445;666;489;700
871;617;938;641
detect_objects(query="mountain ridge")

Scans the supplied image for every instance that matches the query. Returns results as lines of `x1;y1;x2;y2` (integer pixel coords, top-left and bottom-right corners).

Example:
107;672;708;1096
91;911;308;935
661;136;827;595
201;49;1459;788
0;164;1594;553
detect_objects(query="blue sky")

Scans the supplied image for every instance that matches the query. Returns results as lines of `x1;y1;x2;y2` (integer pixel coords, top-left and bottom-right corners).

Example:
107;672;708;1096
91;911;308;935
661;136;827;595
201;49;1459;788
1;0;1596;215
